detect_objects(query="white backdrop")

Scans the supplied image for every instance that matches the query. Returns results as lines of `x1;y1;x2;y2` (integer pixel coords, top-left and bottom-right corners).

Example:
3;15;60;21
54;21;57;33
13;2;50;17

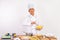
0;0;60;40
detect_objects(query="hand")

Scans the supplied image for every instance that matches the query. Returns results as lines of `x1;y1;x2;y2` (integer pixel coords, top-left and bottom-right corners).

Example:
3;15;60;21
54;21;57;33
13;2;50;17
31;22;36;24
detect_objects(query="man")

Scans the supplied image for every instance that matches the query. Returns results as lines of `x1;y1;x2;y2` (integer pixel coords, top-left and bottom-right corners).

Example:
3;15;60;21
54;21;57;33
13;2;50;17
23;4;38;35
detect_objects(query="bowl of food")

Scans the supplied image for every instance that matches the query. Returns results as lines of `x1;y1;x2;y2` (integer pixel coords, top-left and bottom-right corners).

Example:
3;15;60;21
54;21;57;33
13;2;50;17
36;25;43;30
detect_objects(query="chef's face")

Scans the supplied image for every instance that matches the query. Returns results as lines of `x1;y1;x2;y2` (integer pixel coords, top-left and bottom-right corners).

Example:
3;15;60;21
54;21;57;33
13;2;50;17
28;8;35;15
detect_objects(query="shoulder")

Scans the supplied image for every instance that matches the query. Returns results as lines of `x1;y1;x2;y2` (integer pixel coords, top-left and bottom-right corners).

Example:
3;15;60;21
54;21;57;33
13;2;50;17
25;13;31;18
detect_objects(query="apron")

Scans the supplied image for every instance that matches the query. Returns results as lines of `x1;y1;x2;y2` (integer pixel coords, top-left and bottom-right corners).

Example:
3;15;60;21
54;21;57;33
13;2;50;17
23;14;37;35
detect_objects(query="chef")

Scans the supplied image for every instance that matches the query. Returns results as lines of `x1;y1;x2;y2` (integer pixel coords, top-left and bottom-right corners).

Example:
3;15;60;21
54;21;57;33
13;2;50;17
22;4;38;35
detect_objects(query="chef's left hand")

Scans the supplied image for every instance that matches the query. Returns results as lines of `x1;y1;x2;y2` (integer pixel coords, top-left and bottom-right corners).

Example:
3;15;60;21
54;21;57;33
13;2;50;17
31;22;36;24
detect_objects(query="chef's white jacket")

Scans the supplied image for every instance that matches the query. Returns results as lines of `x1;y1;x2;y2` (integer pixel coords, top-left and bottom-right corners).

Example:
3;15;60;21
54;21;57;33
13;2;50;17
22;13;39;35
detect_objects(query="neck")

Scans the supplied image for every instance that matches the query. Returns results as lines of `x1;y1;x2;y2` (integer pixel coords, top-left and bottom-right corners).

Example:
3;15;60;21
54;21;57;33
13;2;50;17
31;14;34;16
31;13;34;16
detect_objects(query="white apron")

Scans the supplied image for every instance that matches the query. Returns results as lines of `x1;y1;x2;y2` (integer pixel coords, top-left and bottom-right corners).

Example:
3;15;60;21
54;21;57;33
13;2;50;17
23;14;37;35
